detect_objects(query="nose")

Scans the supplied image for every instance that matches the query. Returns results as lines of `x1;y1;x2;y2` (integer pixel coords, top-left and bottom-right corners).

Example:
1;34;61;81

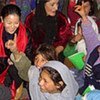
36;60;41;67
39;79;44;86
54;4;58;11
11;23;15;28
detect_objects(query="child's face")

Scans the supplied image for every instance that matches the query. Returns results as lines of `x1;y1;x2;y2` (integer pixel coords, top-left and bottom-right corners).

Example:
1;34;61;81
83;1;91;15
34;54;48;69
39;70;58;93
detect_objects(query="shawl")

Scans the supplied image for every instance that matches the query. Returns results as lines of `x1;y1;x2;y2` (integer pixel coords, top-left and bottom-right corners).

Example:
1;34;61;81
28;61;79;100
0;22;28;57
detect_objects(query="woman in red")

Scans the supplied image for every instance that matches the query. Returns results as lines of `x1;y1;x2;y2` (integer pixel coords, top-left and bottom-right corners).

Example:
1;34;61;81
0;4;33;99
25;0;72;59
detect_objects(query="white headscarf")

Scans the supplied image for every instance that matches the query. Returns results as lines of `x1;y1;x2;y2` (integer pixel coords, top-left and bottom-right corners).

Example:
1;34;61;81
43;61;79;100
29;61;79;100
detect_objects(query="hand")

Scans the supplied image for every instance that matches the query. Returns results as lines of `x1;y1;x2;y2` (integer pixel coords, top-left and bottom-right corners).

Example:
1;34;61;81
74;1;87;20
14;83;23;100
5;34;18;53
55;46;64;56
7;58;13;65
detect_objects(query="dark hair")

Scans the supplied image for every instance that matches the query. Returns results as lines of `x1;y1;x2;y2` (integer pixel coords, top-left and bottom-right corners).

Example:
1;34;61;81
34;43;57;61
0;1;5;16
31;0;57;44
41;67;66;92
1;4;21;19
76;0;94;16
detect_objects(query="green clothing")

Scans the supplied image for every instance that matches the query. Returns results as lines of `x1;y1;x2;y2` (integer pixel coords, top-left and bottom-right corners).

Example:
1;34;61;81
10;52;31;81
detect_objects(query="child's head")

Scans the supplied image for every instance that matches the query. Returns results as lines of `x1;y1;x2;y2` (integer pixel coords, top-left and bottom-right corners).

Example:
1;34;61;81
34;43;57;69
76;0;94;16
39;65;66;93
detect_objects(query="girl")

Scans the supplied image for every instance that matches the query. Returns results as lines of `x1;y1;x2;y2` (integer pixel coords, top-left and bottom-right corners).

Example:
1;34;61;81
74;1;100;94
74;0;99;55
28;43;57;99
38;61;79;100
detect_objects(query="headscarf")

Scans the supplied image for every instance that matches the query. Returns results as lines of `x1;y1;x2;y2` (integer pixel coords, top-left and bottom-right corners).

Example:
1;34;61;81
42;61;79;100
29;61;79;100
31;0;57;45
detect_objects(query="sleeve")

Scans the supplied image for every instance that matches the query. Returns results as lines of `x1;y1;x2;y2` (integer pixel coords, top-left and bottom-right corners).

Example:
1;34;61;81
53;13;72;47
28;66;47;100
25;29;34;63
10;53;31;81
67;1;80;26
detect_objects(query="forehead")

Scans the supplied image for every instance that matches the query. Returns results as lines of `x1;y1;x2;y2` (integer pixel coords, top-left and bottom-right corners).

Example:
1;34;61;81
47;0;59;3
41;69;51;79
84;1;90;6
35;54;45;59
4;14;19;20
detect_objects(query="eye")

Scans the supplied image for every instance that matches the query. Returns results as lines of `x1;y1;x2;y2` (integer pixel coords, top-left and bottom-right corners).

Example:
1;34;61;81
7;22;12;25
41;59;46;62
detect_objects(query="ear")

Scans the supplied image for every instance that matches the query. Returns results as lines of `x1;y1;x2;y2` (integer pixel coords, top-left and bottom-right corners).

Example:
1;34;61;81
56;81;63;89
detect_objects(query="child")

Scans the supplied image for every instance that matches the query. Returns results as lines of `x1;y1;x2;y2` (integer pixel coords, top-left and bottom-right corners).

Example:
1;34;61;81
74;1;100;94
74;0;99;55
28;43;57;99
38;61;79;100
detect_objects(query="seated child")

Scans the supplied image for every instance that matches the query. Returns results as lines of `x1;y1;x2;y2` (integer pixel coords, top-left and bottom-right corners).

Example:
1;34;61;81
38;61;79;100
74;1;100;94
28;43;57;99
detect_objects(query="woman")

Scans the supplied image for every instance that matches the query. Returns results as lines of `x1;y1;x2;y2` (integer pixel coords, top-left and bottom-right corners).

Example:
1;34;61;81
37;61;79;100
25;0;72;57
6;0;32;23
0;4;33;99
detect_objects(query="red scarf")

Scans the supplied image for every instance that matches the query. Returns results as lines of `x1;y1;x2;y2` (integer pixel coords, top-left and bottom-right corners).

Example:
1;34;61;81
0;22;28;99
0;22;28;57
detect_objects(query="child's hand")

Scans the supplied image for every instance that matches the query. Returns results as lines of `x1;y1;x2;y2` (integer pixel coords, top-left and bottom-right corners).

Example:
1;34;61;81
71;34;83;43
55;46;64;56
74;1;87;20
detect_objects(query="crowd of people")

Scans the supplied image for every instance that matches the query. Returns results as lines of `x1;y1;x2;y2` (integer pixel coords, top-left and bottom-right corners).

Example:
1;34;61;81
0;0;100;100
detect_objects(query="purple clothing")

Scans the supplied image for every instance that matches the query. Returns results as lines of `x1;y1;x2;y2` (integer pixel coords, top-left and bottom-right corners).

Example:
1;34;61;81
82;21;100;64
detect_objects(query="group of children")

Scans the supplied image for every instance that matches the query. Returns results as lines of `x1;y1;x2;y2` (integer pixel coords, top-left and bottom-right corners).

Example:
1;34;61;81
0;0;99;100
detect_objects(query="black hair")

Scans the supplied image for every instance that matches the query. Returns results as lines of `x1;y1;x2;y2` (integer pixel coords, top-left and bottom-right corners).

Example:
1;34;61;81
34;43;57;61
41;66;66;92
1;4;21;19
31;0;58;44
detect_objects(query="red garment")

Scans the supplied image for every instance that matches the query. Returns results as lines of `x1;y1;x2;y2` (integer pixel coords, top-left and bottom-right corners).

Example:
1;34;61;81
25;11;72;49
0;65;16;99
67;1;80;27
0;22;28;57
0;22;28;99
9;0;16;4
